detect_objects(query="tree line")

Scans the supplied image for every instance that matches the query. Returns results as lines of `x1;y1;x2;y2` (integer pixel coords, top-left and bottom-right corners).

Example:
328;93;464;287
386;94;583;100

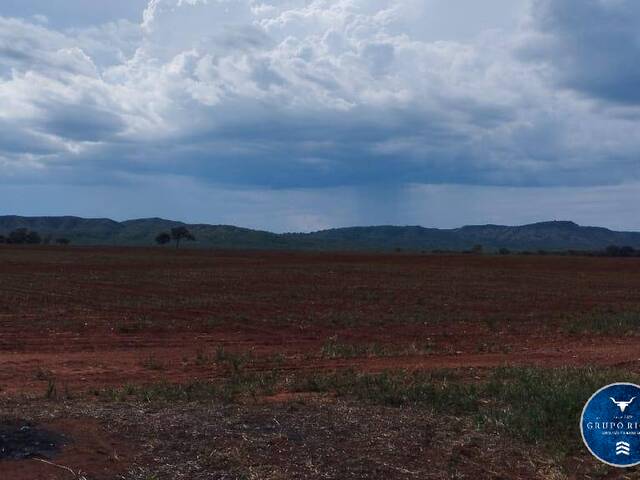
0;226;196;248
492;245;640;257
424;245;640;256
1;226;637;255
0;228;70;245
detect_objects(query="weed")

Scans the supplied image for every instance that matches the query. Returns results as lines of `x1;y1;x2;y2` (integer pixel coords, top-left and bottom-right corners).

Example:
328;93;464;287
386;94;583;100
44;379;57;400
34;367;53;381
195;349;209;366
214;347;253;372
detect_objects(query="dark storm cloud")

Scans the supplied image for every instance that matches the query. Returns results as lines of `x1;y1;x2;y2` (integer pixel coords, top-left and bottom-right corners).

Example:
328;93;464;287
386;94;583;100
34;101;126;142
523;0;640;104
0;119;60;155
69;101;516;189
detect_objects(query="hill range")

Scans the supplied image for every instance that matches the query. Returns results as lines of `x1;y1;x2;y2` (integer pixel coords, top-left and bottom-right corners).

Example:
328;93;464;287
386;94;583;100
1;215;639;252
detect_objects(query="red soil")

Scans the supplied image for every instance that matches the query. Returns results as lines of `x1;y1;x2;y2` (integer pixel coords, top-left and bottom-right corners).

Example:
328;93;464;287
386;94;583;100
0;247;639;395
2;247;640;477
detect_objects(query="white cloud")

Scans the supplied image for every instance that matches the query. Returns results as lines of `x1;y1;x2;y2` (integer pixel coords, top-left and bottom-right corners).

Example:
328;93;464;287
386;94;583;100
0;0;639;227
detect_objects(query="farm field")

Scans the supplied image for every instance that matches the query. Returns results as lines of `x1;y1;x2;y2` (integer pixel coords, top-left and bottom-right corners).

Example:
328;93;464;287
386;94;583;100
1;246;640;479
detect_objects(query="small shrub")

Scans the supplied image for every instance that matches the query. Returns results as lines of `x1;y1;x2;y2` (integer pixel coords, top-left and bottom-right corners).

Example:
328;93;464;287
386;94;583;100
195;349;209;366
34;367;53;381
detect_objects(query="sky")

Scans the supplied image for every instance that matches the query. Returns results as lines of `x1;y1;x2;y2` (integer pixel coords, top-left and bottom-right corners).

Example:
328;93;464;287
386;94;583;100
0;0;639;232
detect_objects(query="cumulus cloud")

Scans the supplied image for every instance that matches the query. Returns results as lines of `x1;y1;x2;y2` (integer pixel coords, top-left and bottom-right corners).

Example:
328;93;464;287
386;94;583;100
0;0;639;228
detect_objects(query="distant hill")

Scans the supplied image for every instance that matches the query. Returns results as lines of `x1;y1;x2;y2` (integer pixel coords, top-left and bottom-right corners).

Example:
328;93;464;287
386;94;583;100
1;216;640;251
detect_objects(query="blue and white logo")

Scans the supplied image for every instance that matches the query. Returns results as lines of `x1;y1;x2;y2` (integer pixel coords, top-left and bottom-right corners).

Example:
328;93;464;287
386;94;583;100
581;383;640;467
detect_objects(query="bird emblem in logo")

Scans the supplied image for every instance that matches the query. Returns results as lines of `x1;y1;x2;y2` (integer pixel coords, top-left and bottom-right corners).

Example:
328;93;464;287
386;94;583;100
610;397;636;413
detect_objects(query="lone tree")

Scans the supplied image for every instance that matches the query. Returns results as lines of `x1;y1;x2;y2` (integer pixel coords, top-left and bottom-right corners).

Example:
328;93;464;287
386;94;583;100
155;232;171;246
170;226;195;249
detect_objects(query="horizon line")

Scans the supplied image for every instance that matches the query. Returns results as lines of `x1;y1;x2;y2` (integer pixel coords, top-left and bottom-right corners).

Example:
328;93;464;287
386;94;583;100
0;214;633;235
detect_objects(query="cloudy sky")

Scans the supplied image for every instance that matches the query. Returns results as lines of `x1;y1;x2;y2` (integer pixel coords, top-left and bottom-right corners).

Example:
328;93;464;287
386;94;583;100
0;0;638;232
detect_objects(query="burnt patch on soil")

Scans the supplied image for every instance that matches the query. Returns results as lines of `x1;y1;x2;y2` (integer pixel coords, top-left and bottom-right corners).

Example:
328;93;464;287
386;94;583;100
0;420;66;461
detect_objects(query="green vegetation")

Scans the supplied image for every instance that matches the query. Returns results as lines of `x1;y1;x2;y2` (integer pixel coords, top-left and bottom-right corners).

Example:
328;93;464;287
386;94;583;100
45;379;57;400
3;215;640;251
320;339;388;358
301;366;636;455
0;228;42;244
299;369;479;412
319;338;435;358
171;226;196;248
97;372;279;404
482;367;626;455
155;232;171;245
154;226;197;248
566;311;640;335
88;366;637;458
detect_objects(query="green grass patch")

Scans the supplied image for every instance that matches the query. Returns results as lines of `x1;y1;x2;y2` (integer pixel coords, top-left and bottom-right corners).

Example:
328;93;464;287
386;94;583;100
92;364;640;458
297;369;478;411
482;367;638;455
320;340;389;359
297;366;640;456
565;311;640;335
319;337;435;359
97;370;280;404
102;351;277;403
